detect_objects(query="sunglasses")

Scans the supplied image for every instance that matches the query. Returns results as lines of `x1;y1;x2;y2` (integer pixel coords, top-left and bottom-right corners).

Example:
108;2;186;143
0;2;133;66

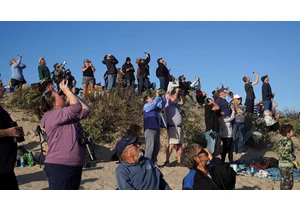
197;148;208;156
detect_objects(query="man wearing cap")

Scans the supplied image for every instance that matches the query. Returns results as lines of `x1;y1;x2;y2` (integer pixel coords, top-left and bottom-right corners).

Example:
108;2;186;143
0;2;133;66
115;137;171;190
38;57;51;83
156;58;169;91
121;57;135;88
242;72;259;114
261;75;275;112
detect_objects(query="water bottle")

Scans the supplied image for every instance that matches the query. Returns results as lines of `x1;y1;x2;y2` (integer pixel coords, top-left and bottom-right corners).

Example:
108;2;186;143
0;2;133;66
28;152;35;166
20;156;25;168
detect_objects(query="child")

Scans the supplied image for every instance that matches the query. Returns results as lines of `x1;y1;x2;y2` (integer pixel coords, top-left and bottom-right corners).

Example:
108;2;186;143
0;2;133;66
278;124;300;190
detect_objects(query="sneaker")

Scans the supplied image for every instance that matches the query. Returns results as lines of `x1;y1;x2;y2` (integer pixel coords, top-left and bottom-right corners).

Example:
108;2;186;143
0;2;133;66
239;152;246;155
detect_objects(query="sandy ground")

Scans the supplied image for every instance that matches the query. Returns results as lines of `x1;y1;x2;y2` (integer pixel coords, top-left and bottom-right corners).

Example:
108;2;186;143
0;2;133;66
8;108;300;190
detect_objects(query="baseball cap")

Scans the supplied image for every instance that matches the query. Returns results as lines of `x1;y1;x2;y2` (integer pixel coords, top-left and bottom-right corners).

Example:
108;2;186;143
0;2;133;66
38;57;45;63
261;75;268;82
234;94;242;99
115;137;138;158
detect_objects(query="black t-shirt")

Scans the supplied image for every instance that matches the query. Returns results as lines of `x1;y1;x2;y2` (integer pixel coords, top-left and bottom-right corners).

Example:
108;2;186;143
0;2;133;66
204;105;221;132
83;66;94;77
244;82;255;99
0;106;17;174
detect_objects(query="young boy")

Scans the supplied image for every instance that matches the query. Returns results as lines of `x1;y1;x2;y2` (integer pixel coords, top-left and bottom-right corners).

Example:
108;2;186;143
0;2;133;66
278;124;300;190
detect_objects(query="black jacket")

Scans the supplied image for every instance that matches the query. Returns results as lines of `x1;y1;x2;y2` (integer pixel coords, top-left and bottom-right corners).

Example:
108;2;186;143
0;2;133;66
262;82;273;100
182;158;236;190
156;63;169;78
122;63;135;81
138;54;150;76
102;55;119;75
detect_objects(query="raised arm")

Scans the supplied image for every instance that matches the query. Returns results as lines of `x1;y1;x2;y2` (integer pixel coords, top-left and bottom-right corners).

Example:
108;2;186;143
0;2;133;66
251;72;259;86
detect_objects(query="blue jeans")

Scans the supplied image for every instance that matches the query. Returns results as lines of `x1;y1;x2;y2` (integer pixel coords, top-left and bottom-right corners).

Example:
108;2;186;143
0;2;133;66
205;130;217;155
158;76;168;91
263;100;272;111
232;123;245;153
107;74;117;91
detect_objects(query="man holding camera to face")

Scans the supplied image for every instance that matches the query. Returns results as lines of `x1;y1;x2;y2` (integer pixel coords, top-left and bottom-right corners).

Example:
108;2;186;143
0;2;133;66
0;84;24;190
143;89;166;165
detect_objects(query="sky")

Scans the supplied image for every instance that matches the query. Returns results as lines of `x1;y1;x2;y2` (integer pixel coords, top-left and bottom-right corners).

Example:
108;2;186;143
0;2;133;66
0;21;299;110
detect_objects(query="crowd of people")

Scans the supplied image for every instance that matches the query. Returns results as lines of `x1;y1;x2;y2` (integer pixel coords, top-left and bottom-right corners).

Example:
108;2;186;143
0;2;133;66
0;53;299;191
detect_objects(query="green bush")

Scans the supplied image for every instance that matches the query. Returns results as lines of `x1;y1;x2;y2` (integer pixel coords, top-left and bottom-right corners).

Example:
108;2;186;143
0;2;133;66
6;86;41;110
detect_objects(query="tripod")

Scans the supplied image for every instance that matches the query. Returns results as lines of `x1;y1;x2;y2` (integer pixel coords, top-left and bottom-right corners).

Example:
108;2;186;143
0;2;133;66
34;125;47;169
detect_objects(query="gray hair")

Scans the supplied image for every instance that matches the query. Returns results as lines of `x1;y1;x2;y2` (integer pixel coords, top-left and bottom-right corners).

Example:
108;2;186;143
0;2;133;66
181;143;202;169
264;110;271;116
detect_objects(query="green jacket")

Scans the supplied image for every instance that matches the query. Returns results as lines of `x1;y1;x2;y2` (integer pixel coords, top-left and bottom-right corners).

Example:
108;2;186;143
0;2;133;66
38;65;50;82
278;136;296;167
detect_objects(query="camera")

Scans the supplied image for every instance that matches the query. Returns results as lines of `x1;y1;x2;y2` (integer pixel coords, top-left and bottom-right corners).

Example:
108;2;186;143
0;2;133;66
11;121;25;143
79;136;97;161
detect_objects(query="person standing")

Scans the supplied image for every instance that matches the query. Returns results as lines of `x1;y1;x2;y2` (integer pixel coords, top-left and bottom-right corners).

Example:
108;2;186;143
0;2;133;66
137;52;151;95
0;84;24;190
261;75;275;112
38;57;51;83
81;59;96;99
122;57;135;88
102;54;118;94
10;55;27;88
40;80;91;190
242;72;259;114
278;124;300;190
160;88;185;167
143;89;166;164
156;57;169;91
204;98;221;156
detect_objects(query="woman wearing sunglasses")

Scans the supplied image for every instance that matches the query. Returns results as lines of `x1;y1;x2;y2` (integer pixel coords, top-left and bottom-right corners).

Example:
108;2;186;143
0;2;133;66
181;143;236;190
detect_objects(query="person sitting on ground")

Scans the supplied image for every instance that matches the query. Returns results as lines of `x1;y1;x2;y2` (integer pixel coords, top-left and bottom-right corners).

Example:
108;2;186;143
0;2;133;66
179;75;201;108
10;55;27;89
167;75;179;94
181;143;236;190
278;124;300;190
264;109;280;133
115;137;171;190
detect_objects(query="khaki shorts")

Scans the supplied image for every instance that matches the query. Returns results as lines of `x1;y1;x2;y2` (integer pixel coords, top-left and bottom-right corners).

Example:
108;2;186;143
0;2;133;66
168;126;184;144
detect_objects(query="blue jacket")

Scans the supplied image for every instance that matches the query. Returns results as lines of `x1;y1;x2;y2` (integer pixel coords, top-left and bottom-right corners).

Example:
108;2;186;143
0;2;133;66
115;156;171;190
143;95;166;130
11;58;26;81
